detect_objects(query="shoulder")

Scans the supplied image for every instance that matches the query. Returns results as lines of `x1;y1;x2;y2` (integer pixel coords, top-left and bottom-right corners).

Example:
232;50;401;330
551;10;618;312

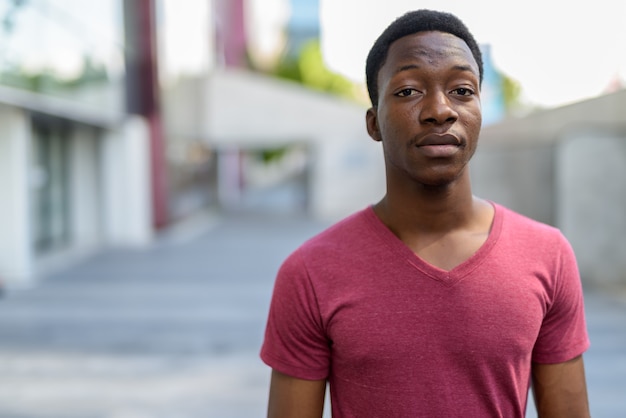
495;203;567;246
300;207;376;253
280;207;378;274
493;203;576;270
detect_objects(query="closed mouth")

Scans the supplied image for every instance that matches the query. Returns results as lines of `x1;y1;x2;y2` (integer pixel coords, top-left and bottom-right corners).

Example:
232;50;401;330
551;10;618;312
416;133;461;147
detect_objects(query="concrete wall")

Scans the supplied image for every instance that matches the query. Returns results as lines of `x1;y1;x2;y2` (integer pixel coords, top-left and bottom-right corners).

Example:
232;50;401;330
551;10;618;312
471;143;555;225
100;116;153;247
556;129;626;287
0;106;34;286
309;134;385;221
170;70;387;221
69;125;102;250
473;90;626;286
0;101;154;287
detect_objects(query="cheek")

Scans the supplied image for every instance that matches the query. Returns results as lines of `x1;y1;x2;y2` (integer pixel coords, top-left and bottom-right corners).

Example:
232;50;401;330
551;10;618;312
461;107;482;134
378;108;412;138
469;102;482;126
474;110;482;130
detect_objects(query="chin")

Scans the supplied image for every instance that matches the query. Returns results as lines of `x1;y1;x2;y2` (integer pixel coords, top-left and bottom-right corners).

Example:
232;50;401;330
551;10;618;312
419;180;455;190
415;171;464;189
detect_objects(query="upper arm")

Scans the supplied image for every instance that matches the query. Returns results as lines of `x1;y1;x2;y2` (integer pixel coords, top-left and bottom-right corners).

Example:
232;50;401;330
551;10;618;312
267;369;326;418
531;355;590;418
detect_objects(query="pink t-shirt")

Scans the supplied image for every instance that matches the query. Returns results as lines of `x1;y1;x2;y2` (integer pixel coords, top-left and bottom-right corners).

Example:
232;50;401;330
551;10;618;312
261;204;589;417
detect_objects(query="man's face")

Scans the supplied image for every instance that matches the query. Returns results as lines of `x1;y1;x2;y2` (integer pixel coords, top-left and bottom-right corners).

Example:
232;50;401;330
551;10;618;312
366;31;482;188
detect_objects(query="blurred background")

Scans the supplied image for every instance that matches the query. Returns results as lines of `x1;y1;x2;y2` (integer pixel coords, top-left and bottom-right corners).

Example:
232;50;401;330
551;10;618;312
0;0;624;417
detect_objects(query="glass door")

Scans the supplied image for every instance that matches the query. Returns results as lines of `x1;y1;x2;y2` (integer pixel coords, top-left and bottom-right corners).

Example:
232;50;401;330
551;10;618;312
30;117;71;253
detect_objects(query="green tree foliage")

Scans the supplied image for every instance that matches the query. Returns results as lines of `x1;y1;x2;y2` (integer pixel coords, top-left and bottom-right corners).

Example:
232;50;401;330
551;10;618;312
501;73;522;112
0;56;108;93
271;39;359;102
1;2;109;94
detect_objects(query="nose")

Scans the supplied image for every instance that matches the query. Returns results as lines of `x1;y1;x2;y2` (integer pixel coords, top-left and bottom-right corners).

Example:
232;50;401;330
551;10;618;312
419;91;458;125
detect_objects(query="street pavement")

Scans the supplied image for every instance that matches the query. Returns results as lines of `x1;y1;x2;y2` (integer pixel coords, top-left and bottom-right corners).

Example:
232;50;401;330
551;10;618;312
0;210;625;418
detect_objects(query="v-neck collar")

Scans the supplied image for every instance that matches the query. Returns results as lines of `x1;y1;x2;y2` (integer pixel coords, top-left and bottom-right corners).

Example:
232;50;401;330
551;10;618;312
363;202;503;286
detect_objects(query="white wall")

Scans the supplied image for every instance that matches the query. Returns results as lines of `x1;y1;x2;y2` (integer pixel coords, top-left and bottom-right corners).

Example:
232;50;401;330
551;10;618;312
101;116;154;247
0;107;33;287
69;125;102;249
309;135;385;221
557;131;626;286
0;100;155;286
471;143;554;225
200;70;387;220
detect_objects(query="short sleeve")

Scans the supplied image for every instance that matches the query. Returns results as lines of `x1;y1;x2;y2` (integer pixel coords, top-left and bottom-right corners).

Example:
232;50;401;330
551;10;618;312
260;248;330;380
532;233;590;363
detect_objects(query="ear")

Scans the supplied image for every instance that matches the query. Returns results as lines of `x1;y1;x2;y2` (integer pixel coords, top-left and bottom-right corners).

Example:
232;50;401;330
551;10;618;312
366;107;382;142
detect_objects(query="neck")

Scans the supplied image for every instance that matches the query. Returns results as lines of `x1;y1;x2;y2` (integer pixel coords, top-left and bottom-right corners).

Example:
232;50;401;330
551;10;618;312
374;171;478;234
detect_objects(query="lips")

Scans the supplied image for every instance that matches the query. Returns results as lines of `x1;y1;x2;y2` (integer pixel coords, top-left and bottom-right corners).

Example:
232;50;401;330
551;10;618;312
416;133;461;147
414;133;461;158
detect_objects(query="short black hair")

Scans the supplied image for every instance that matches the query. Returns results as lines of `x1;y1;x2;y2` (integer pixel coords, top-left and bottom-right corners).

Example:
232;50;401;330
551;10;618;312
365;9;483;107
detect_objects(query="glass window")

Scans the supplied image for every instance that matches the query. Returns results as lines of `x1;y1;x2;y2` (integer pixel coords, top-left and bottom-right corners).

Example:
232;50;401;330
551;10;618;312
0;0;125;113
30;116;71;253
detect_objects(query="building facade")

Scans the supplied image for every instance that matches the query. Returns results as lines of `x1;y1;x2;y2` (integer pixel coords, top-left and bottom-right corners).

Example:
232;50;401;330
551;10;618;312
0;1;154;287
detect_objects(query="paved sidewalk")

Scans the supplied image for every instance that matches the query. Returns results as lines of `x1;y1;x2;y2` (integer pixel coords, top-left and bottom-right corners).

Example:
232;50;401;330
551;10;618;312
0;212;624;417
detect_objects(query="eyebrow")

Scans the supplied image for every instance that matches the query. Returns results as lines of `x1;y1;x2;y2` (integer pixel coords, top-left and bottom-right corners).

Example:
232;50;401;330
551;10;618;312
394;64;419;75
451;64;477;75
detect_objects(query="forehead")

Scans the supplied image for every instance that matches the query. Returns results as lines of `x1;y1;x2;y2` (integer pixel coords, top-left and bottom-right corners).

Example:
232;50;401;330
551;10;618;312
382;31;478;76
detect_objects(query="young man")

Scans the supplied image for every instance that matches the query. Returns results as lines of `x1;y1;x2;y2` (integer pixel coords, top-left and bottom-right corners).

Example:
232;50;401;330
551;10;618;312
261;9;590;418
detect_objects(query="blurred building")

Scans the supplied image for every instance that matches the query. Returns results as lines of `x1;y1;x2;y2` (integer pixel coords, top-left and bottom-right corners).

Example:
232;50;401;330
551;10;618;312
161;0;384;220
0;0;386;288
10;1;618;292
0;1;155;288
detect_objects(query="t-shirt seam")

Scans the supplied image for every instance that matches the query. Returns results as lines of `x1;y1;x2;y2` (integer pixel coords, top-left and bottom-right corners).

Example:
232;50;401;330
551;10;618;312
362;208;446;283
295;247;327;334
532;336;590;363
450;203;505;284
549;232;565;313
260;349;328;379
364;204;504;287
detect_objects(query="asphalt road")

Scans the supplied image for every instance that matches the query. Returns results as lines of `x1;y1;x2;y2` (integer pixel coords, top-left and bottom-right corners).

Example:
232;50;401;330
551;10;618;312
0;211;624;417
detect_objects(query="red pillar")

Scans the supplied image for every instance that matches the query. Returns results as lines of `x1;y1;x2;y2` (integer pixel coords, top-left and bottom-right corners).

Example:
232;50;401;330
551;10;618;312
215;0;248;68
123;0;168;229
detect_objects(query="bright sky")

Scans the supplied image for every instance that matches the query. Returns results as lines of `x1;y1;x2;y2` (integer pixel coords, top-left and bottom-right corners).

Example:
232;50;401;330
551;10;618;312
320;0;626;108
159;0;212;77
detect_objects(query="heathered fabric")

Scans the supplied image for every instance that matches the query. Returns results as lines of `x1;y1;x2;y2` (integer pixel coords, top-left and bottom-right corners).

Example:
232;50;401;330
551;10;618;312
261;204;589;417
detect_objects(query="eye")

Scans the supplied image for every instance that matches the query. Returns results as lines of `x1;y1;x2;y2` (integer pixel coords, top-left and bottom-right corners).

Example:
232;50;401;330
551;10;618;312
395;88;418;97
451;87;475;96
